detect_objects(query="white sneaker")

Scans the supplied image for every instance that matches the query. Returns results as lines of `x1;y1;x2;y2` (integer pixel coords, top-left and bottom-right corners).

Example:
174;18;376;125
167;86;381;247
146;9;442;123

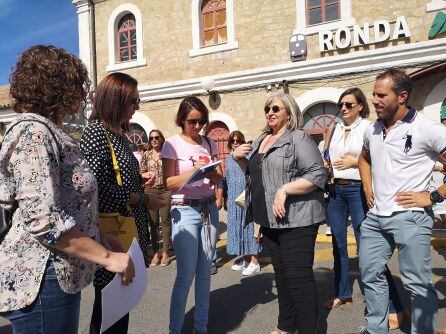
325;226;332;235
242;261;260;276
231;260;247;271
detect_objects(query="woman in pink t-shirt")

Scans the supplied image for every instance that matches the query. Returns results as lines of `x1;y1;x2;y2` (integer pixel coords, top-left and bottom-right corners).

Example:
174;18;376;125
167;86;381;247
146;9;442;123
161;96;223;334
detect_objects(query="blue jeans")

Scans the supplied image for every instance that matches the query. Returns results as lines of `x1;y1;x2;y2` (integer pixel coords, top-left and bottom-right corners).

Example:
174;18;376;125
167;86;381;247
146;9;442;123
169;202;218;334
327;182;364;299
327;182;404;313
360;210;437;334
1;262;80;334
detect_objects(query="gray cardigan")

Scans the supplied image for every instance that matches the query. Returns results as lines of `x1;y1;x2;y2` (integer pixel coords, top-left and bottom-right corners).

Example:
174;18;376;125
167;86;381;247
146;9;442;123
245;129;326;228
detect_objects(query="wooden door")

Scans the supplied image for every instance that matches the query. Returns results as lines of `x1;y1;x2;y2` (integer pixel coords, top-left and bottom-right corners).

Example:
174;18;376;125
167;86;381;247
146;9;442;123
205;121;230;174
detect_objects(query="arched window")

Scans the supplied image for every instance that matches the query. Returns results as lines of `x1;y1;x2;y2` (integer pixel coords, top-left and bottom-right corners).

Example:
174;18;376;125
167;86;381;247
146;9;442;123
302;102;341;145
201;0;227;47
107;4;146;72
117;14;137;62
126;123;148;145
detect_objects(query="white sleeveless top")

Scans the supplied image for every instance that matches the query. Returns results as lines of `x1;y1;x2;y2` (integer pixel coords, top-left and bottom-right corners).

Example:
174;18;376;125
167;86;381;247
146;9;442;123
329;117;369;180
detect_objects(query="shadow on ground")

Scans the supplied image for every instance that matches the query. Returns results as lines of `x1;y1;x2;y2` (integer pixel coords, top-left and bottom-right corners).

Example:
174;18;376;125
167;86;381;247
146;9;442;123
182;273;277;334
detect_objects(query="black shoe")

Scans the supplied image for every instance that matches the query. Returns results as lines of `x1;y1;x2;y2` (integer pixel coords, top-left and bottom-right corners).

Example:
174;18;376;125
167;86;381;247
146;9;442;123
210;264;218;275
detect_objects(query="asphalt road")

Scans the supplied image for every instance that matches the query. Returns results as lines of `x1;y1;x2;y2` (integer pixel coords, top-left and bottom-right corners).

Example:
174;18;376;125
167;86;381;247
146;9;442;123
1;222;446;334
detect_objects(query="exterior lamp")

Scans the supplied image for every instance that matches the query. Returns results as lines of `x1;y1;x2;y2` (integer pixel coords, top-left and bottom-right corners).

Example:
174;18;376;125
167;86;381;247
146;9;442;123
200;76;217;103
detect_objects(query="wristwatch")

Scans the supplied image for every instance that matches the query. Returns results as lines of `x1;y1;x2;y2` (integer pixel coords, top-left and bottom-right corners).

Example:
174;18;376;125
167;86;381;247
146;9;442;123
430;189;444;204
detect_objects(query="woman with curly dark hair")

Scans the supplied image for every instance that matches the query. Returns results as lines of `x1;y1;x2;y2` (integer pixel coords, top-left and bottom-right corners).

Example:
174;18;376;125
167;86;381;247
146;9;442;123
0;45;135;334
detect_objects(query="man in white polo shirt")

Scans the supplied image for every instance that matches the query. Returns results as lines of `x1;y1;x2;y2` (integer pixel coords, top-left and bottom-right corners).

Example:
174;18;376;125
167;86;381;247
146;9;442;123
358;68;446;334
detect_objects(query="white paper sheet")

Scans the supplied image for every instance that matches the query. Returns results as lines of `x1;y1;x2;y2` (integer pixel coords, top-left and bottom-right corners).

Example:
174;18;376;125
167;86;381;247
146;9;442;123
100;238;148;333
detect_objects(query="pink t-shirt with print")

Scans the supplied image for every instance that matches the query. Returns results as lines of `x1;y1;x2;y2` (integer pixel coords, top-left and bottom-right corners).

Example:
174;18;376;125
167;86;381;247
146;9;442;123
161;134;218;199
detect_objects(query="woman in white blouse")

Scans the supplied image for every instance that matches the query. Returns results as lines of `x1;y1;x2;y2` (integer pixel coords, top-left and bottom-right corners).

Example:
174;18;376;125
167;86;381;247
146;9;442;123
323;88;407;329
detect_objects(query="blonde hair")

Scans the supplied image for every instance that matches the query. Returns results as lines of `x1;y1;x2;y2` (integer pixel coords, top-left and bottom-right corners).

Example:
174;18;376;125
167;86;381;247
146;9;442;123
262;93;301;133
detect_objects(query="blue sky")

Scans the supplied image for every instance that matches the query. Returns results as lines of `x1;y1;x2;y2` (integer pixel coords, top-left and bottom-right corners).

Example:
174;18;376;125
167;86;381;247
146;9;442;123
0;0;79;85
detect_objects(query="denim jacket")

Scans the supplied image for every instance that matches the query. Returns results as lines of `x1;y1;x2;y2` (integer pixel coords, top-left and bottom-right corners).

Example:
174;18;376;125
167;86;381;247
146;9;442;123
245;129;326;229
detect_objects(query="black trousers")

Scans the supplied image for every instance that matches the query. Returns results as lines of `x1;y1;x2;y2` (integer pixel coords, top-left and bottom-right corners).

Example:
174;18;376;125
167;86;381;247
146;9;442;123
262;224;319;334
90;286;130;334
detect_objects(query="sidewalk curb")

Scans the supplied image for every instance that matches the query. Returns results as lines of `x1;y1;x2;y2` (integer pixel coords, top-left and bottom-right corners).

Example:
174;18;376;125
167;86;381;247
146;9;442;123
317;230;446;250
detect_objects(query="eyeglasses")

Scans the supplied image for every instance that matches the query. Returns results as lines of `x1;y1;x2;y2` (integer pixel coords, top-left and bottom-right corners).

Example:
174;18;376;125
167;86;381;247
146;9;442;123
264;105;286;114
337;102;358;110
186;119;207;126
232;139;242;143
130;98;140;106
149;135;160;141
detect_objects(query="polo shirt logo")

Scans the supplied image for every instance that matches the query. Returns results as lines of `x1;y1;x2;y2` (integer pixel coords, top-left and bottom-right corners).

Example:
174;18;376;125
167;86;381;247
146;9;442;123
403;134;413;154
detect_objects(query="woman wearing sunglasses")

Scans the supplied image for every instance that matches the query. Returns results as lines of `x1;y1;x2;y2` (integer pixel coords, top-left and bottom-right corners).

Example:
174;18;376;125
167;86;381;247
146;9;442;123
224;130;262;276
141;129;172;267
232;93;326;334
162;96;223;334
80;72;167;333
323;88;407;329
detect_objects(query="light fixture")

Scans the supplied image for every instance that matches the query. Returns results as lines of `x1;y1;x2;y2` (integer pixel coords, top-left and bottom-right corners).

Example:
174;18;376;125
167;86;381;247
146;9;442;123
265;84;272;92
200;76;215;92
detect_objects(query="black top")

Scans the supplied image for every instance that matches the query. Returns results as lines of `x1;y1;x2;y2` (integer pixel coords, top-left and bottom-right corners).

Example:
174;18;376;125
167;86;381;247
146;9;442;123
80;120;151;288
247;153;269;226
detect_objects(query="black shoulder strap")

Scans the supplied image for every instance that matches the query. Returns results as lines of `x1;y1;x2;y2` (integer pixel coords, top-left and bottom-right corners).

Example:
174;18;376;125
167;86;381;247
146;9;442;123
326;122;337;152
202;136;212;155
1;119;62;154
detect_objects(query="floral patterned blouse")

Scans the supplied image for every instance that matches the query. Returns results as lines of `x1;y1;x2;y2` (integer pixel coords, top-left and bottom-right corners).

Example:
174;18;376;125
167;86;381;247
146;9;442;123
140;150;164;190
0;113;99;312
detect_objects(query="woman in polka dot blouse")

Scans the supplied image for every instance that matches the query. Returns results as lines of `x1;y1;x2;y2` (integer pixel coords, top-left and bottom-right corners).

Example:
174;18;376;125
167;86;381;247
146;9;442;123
80;72;167;334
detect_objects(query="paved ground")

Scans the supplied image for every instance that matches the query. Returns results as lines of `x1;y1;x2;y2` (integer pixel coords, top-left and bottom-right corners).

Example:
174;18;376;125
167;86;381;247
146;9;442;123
1;216;446;334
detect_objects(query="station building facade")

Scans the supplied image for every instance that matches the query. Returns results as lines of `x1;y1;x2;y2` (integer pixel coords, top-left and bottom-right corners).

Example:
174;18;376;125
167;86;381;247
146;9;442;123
65;0;446;163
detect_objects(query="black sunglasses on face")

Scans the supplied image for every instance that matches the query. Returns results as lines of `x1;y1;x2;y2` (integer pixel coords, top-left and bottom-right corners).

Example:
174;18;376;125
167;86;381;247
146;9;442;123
130;98;141;106
150;136;160;140
186;119;207;126
337;102;358;110
264;105;286;114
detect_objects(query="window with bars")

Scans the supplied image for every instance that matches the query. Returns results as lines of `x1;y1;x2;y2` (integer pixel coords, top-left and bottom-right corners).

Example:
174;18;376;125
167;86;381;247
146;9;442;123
117;14;137;62
201;0;227;47
306;0;340;26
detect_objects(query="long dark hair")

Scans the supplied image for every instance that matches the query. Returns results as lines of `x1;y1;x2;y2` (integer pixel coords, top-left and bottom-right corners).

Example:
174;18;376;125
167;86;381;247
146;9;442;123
338;87;370;118
89;72;138;132
227;130;246;150
147;129;166;150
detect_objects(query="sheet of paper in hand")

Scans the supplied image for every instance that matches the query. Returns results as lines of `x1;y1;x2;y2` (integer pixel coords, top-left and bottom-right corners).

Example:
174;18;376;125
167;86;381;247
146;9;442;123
178;160;221;190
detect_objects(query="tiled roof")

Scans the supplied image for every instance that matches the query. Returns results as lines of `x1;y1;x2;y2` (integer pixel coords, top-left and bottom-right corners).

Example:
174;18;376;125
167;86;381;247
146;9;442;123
0;85;11;109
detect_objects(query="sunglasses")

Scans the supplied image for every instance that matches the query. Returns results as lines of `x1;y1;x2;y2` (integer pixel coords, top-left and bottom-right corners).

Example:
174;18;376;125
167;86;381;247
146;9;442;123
186;119;207;126
337;102;358;110
130;98;141;106
149;135;160;141
232;139;242;143
264;105;286;114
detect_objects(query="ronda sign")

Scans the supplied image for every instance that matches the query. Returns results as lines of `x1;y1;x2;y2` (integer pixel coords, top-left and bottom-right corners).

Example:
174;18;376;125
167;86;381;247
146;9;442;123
319;16;411;52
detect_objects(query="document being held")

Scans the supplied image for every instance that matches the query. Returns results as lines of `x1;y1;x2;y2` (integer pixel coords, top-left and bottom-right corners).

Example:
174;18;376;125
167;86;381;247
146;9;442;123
179;160;221;190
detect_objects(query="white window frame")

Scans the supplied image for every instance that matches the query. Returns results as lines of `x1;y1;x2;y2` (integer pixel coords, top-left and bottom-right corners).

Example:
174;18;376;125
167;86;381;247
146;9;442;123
107;4;147;72
189;0;239;58
426;0;446;12
294;0;356;36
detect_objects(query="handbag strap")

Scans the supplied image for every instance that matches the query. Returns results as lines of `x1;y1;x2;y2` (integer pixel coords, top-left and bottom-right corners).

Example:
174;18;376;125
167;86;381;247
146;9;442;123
102;128;132;212
323;122;337;161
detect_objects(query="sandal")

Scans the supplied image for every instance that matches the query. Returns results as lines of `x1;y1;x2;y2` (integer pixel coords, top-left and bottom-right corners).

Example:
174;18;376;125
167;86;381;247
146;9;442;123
389;309;410;330
323;297;353;309
150;253;160;266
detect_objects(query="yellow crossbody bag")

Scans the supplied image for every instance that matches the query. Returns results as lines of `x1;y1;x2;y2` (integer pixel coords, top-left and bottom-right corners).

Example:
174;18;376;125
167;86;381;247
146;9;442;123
98;132;138;252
